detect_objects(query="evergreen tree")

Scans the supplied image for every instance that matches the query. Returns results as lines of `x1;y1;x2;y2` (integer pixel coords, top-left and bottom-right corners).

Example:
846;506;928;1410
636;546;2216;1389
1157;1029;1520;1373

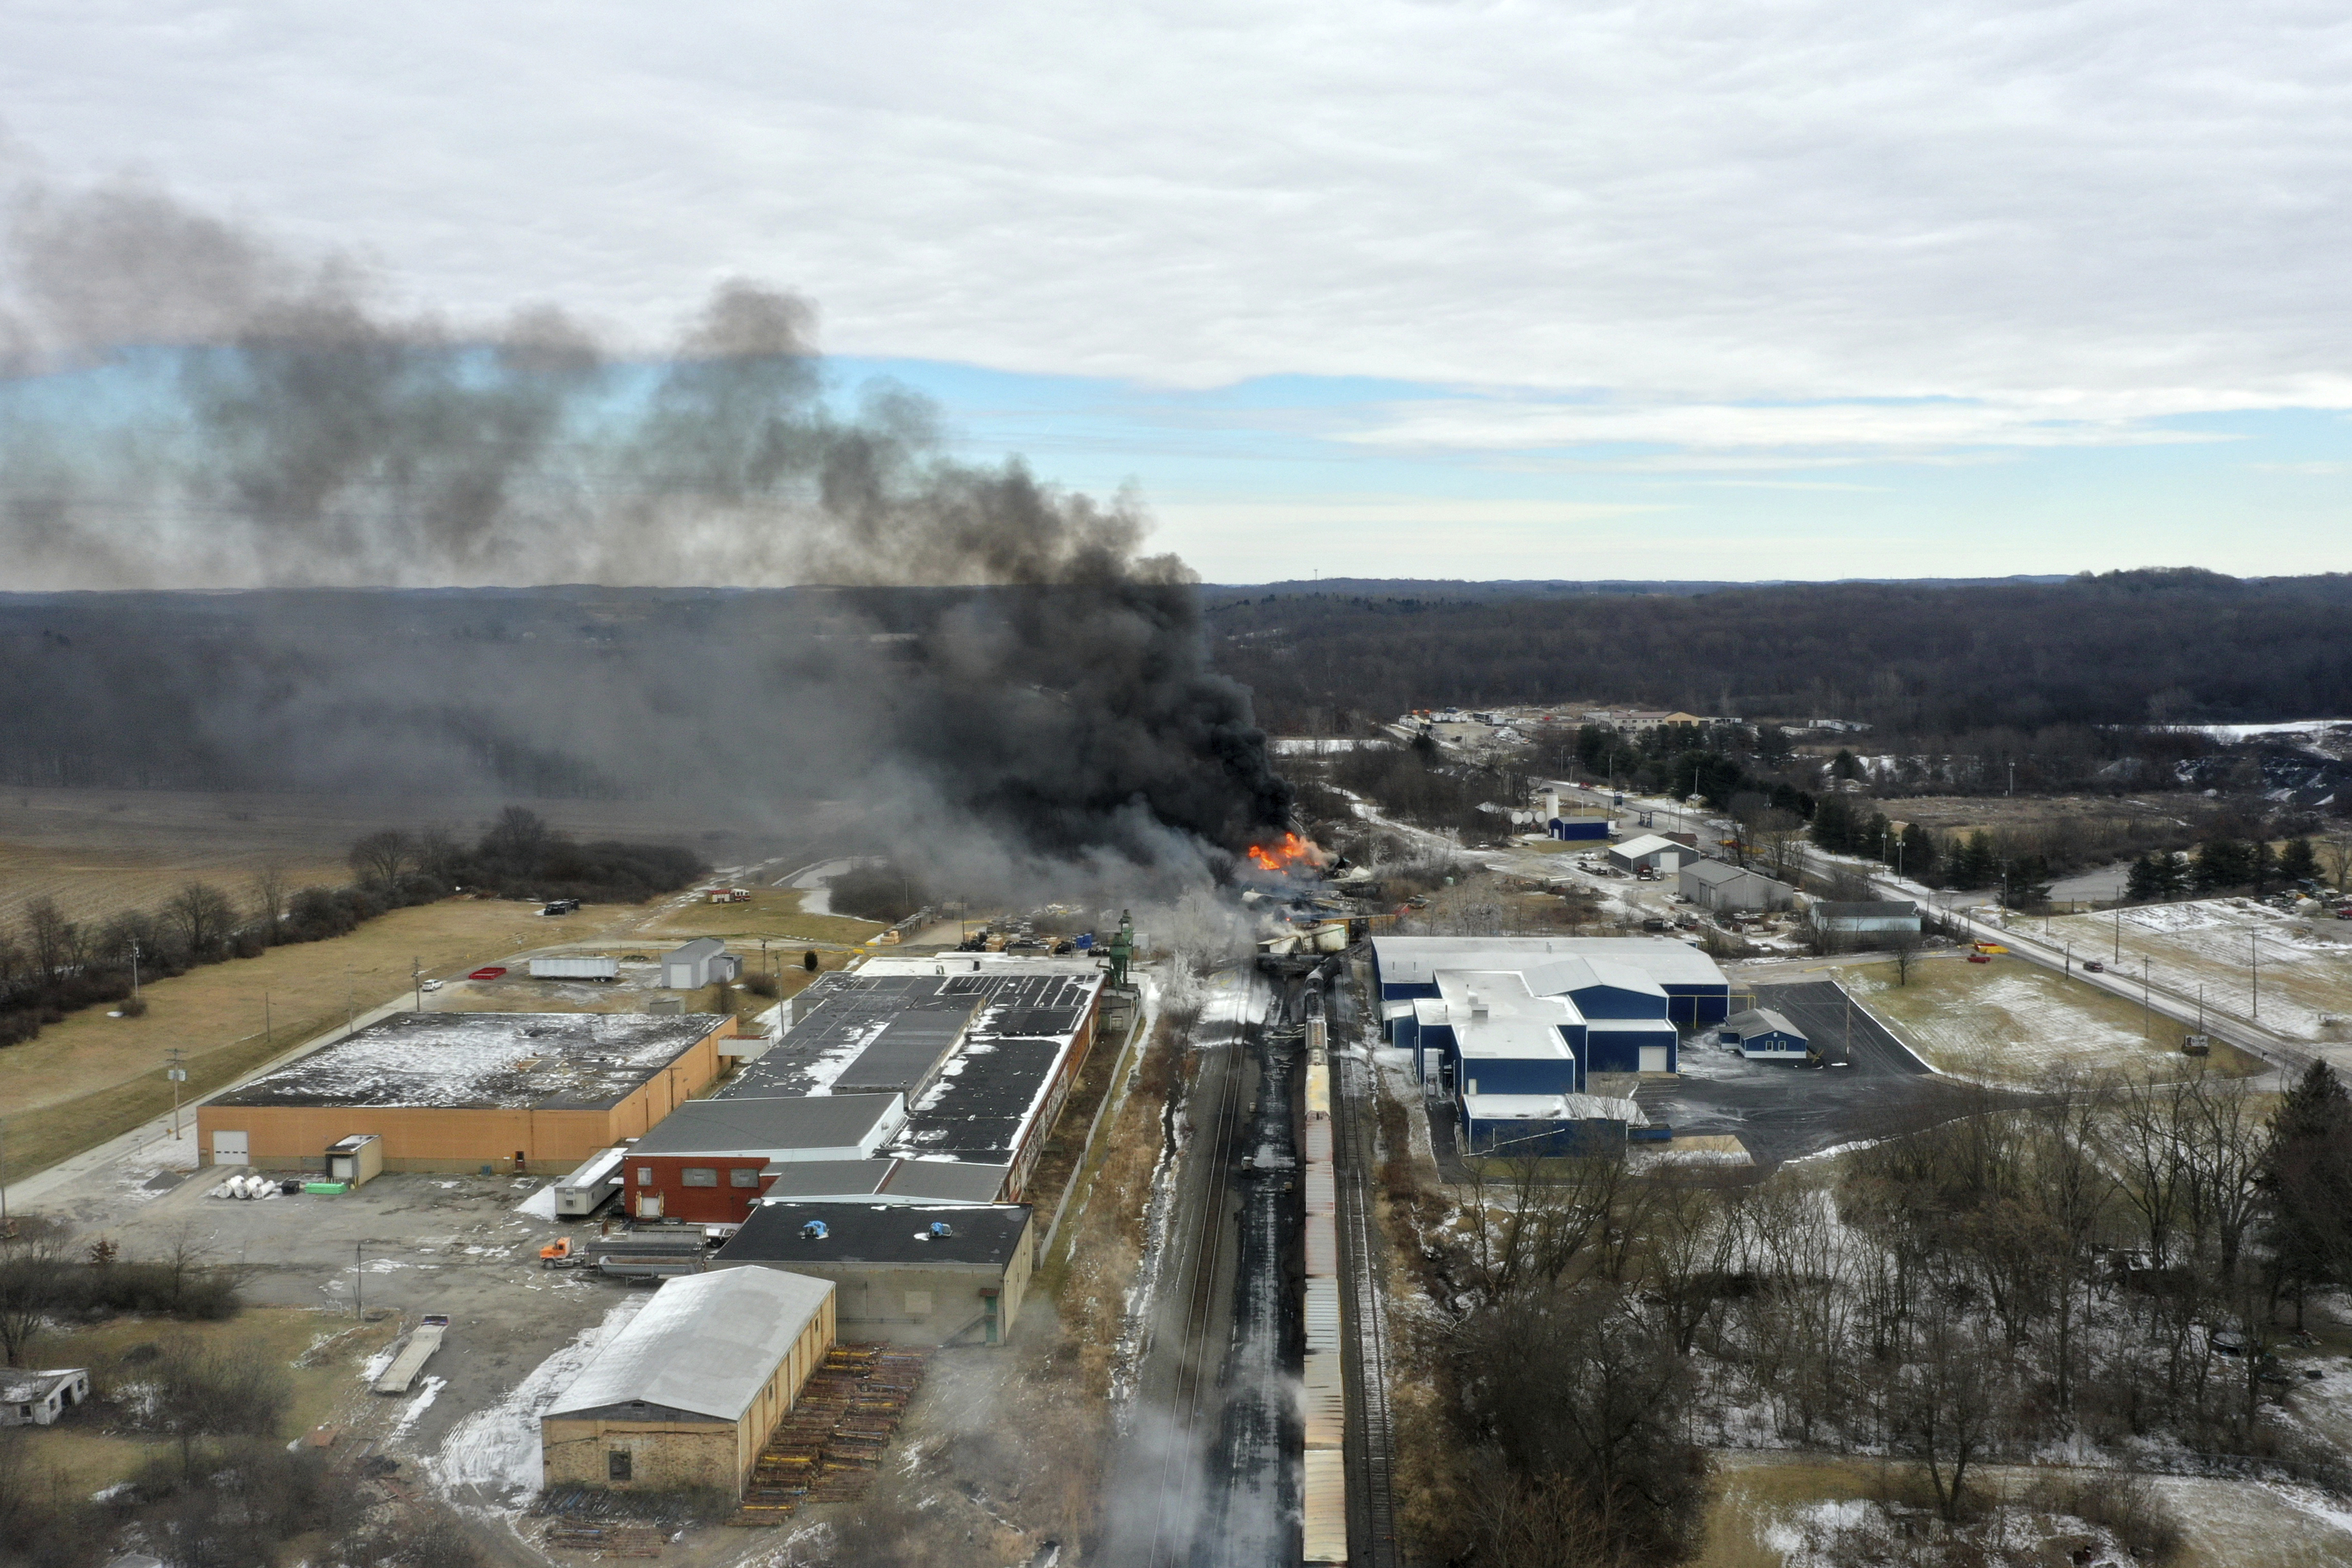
2280;837;2320;885
1831;748;1861;781
2125;852;2170;903
1811;794;1860;854
2195;836;2255;893
2004;853;2053;909
1899;822;1936;882
2251;839;2278;895
2266;1062;2352;1320
1947;831;1998;889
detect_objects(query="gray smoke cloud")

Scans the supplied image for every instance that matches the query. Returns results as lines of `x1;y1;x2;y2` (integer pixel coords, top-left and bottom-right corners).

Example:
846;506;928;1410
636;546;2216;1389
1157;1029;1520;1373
0;176;1293;901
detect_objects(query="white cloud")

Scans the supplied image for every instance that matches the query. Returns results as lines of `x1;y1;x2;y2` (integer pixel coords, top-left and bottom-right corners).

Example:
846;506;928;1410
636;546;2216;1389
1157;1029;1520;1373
6;0;2352;425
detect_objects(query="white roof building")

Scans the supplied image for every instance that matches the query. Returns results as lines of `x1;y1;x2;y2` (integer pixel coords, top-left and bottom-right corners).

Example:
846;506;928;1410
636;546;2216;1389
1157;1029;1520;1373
544;1268;834;1424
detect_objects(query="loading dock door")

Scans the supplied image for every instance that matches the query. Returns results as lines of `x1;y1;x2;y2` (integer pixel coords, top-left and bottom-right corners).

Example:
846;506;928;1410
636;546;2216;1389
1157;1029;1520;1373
1638;1046;1669;1073
210;1130;249;1165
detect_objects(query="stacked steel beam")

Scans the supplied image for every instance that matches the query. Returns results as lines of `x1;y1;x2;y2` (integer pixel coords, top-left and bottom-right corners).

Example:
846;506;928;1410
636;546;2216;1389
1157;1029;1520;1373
731;1343;929;1523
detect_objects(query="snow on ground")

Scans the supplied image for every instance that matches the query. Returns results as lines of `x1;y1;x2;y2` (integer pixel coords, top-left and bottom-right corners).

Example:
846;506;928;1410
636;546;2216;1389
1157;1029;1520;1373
387;1375;444;1442
511;1182;557;1220
1849;962;2174;1079
2152;1474;2352;1566
2046;898;2352;1043
425;1295;651;1505
783;856;863;916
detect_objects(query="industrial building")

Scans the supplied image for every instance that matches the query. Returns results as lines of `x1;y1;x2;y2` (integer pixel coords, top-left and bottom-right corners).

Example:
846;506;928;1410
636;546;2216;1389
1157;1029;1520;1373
1372;936;1731;1029
726;959;1105;1203
1811;900;1922;936
663;937;742;989
1606;833;1688;876
1718;1007;1812;1060
715;1202;1034;1345
540;1268;835;1496
624;1094;908;1223
1371;937;1726;1155
197;1011;735;1172
1680;859;1794;913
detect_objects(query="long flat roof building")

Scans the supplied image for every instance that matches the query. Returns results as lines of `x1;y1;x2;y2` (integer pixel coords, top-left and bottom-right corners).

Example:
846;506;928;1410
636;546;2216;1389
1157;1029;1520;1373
198;1011;733;1173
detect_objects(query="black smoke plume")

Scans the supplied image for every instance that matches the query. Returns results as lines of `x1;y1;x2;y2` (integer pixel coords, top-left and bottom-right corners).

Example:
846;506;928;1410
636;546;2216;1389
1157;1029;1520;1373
0;179;1291;887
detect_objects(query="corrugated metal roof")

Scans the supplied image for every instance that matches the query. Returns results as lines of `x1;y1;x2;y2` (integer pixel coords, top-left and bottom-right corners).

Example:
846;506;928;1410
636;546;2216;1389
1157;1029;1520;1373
1302;1448;1348;1565
544;1268;832;1423
1304;1276;1344;1355
1374;936;1727;990
630;1093;903;1157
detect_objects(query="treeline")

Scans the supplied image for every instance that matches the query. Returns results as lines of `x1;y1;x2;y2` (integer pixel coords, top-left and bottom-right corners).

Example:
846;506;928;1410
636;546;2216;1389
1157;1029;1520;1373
1212;568;2352;743
0;806;702;1047
1392;1061;2352;1565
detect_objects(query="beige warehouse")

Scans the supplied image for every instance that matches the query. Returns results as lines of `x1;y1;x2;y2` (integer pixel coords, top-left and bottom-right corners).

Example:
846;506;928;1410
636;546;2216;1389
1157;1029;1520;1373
540;1268;835;1497
197;1011;734;1173
714;1202;1035;1346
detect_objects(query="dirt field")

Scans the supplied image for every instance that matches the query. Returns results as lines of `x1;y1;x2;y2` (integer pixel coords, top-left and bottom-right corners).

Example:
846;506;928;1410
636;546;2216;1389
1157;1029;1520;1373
1844;953;2267;1082
2041;897;2352;1045
8;1305;401;1498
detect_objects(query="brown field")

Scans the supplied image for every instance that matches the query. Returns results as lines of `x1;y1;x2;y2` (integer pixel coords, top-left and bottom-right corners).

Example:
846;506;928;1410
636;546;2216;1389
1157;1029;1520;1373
634;885;887;949
1875;792;2219;841
9;1306;399;1497
0;783;810;930
0;897;665;1179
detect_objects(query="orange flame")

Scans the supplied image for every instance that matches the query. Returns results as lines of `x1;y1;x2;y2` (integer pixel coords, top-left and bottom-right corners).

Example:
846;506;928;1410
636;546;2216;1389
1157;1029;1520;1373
1246;831;1323;873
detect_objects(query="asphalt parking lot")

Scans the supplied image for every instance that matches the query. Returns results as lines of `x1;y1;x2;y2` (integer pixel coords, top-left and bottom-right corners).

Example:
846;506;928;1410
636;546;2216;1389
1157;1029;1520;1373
1637;980;1984;1167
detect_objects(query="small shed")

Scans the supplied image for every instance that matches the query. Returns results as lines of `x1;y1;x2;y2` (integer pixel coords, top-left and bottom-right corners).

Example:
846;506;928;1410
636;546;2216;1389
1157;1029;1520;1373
325;1134;383;1188
1718;1008;1811;1060
1607;834;1686;875
1;1368;89;1426
539;1268;834;1496
662;938;742;990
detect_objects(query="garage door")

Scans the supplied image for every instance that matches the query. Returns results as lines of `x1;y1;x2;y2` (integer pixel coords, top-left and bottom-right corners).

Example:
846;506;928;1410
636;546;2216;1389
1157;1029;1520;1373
210;1130;249;1165
1638;1045;1669;1073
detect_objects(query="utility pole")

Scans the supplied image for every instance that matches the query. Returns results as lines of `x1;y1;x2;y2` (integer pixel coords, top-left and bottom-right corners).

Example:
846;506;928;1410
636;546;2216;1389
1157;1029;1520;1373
2251;934;2259;1019
2114;905;2121;963
345;964;356;1037
130;937;142;1001
2142;959;2151;1039
264;990;273;1049
166;1046;187;1140
355;1240;364;1320
412;956;423;1012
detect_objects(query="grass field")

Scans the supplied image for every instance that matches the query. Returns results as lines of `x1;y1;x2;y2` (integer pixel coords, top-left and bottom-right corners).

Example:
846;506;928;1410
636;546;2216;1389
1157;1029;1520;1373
635;885;886;949
0;898;620;1179
0;840;350;930
8;1306;399;1497
1844;954;2266;1082
2040;897;2352;1045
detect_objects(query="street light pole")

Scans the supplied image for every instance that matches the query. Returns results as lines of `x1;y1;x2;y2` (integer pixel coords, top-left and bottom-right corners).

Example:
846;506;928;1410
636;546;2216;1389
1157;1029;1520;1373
2251;934;2260;1019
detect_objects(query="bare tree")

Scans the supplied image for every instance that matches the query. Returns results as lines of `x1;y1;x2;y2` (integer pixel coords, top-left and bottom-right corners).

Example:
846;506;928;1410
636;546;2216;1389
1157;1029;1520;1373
150;1337;293;1478
165;880;237;959
1456;1151;1625;1306
0;1232;64;1366
1885;1304;2010;1522
347;828;416;888
249;861;290;937
20;898;82;997
1886;930;1925;986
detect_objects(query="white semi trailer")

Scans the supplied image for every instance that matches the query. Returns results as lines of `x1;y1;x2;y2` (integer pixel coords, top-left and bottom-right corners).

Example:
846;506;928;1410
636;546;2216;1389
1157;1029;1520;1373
528;956;619;981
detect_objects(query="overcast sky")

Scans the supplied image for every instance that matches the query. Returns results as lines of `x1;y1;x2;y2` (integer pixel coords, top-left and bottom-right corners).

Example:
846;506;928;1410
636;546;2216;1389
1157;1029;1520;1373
6;2;2350;581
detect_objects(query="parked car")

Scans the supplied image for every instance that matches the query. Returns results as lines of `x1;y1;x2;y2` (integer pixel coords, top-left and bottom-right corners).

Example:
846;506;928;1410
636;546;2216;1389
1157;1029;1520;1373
420;978;443;992
2083;960;2105;972
1967;953;1992;964
468;966;507;981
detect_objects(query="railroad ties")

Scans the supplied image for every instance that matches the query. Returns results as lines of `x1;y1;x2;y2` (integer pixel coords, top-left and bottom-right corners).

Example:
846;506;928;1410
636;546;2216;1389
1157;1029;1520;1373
732;1344;930;1525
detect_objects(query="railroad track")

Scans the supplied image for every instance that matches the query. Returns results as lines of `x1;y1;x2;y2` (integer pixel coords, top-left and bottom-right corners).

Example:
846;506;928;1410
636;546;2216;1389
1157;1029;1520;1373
1142;1028;1253;1568
1330;1050;1402;1568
